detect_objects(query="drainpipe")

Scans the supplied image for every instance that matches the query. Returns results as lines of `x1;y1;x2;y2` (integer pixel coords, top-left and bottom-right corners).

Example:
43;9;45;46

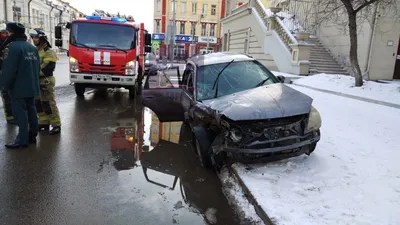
364;2;379;80
3;0;7;21
49;6;54;45
28;0;33;24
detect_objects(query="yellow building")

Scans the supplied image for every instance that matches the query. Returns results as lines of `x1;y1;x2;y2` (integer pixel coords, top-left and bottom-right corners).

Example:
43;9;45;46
153;0;225;56
150;112;182;146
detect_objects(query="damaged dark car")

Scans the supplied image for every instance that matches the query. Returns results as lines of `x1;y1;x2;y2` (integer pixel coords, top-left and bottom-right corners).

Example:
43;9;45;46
142;52;322;168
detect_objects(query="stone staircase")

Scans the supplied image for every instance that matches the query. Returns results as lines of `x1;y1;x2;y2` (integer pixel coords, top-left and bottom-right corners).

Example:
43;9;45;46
306;37;349;75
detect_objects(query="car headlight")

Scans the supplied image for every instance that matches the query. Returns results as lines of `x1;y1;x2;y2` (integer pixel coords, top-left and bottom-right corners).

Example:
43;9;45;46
230;128;243;143
305;106;322;133
69;57;79;72
125;60;136;75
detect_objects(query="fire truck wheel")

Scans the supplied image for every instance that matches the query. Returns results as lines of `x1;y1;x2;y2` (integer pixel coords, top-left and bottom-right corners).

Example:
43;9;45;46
74;84;86;97
128;87;136;99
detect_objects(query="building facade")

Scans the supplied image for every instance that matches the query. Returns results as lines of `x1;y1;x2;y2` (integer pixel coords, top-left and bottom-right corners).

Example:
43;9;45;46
153;0;226;58
1;0;84;50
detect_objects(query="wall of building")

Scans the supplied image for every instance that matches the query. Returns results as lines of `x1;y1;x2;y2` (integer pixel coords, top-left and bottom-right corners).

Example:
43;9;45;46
1;0;83;50
368;5;400;80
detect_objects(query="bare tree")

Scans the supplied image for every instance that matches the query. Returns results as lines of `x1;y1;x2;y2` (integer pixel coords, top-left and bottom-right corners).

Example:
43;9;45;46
312;0;398;87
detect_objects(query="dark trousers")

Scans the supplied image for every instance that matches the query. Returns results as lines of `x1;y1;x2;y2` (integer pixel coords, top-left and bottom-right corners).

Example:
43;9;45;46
1;91;14;120
10;97;38;145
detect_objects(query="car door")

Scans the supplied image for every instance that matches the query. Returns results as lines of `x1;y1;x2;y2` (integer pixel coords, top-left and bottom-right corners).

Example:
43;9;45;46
142;66;185;122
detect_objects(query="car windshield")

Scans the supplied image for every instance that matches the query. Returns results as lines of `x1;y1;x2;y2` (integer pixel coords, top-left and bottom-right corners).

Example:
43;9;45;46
70;22;135;50
196;60;278;101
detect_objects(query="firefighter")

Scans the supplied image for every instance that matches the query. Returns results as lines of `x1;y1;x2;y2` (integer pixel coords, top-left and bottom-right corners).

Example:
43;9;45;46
0;22;40;148
29;28;61;135
0;25;15;124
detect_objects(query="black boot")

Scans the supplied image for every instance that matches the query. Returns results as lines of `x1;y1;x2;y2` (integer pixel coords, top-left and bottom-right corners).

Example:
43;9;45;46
38;124;50;131
5;143;28;149
49;126;61;135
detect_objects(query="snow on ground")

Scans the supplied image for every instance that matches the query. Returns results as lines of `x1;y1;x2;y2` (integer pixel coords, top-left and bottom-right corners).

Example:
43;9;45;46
272;71;303;79
292;74;400;105
232;85;400;225
219;168;264;225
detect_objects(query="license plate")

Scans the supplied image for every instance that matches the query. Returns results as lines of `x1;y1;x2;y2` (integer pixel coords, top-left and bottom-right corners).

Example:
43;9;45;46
94;74;111;79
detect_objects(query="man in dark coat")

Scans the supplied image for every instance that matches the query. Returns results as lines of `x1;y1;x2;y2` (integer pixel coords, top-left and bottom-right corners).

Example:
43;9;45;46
0;26;15;124
0;22;40;149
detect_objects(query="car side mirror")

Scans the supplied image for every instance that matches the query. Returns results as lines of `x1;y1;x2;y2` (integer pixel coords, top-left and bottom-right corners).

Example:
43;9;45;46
66;22;71;29
277;75;285;83
55;39;63;47
145;33;151;46
55;26;62;39
66;50;69;57
144;46;152;53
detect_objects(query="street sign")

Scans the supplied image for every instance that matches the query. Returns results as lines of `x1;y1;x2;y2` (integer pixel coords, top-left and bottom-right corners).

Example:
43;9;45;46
175;35;197;42
152;33;165;41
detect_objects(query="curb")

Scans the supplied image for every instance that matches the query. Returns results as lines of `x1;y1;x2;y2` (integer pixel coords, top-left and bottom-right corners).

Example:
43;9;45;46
227;165;275;225
292;83;400;110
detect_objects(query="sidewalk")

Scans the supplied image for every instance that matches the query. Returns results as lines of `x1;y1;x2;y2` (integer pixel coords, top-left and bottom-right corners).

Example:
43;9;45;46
273;72;400;109
226;73;400;225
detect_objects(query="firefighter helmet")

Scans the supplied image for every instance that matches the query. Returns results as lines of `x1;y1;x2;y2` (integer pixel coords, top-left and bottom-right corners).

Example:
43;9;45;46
29;28;51;47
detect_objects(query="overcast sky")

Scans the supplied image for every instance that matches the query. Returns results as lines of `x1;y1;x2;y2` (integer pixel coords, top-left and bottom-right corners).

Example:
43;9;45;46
66;0;155;32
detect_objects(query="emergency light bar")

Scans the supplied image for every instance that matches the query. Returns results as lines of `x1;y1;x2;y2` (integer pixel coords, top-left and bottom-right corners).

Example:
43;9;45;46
86;15;127;23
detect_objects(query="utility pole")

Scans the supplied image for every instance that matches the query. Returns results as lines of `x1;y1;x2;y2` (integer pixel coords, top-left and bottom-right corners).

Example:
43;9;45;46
169;0;177;64
206;23;210;52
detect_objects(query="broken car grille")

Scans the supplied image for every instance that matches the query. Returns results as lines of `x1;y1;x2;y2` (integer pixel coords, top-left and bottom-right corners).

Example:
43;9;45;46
228;114;309;148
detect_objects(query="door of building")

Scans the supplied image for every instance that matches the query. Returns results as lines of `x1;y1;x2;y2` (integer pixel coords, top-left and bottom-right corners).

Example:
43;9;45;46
393;38;400;79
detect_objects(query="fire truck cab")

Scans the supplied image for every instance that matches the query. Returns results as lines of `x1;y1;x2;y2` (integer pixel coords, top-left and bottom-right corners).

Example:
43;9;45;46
54;12;152;98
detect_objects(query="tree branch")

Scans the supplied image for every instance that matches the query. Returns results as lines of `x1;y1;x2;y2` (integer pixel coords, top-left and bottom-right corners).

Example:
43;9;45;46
354;0;380;13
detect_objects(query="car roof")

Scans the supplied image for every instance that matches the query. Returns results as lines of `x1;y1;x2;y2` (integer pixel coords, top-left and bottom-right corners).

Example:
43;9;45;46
188;52;254;67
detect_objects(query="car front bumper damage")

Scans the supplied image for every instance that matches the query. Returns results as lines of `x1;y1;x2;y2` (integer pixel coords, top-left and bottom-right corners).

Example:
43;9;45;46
211;130;320;164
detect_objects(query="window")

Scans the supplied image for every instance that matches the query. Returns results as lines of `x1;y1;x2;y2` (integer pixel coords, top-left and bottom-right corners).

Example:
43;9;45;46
180;22;185;34
192;3;197;14
181;1;186;13
202;4;208;15
210;24;215;36
156;0;161;12
211;4;216;15
13;6;22;23
201;23;206;36
190;23;196;35
196;61;278;101
71;22;136;50
155;20;160;33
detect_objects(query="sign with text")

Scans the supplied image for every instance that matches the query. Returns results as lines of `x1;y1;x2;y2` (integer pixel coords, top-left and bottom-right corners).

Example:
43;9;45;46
175;35;197;43
152;33;166;40
198;36;217;44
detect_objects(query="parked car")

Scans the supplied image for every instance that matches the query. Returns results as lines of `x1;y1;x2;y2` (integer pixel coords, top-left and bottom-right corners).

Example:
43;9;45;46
141;52;322;168
144;52;157;75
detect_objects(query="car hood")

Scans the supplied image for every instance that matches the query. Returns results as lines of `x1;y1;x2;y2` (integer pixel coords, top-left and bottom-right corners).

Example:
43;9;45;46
201;83;313;121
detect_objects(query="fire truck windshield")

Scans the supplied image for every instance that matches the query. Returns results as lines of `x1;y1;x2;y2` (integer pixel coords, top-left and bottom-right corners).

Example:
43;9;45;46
70;22;136;51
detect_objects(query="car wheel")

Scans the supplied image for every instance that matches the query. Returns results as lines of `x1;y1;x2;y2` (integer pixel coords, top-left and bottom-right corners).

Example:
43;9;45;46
74;83;85;97
193;135;212;169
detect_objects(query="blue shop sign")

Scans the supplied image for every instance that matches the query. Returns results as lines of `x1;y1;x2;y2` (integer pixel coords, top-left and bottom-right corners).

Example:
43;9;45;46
175;35;197;42
152;33;165;40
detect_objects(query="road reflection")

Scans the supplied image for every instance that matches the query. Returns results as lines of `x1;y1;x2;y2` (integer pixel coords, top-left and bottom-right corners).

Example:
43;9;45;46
110;103;242;225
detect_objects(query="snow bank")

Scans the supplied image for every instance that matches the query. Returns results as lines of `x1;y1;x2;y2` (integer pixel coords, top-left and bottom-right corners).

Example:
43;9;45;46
233;86;400;225
219;168;264;225
293;74;400;105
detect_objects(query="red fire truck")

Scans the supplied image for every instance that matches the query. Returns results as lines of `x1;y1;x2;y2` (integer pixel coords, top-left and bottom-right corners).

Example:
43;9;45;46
54;12;152;98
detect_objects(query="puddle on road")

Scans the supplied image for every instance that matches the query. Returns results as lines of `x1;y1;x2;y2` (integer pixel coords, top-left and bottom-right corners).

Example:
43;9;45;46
106;103;244;225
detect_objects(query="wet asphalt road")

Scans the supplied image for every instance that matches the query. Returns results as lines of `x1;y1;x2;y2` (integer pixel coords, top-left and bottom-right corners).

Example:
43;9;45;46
0;56;244;225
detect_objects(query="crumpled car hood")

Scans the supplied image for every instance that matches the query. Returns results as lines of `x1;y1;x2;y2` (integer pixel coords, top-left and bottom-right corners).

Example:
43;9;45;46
201;83;313;121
